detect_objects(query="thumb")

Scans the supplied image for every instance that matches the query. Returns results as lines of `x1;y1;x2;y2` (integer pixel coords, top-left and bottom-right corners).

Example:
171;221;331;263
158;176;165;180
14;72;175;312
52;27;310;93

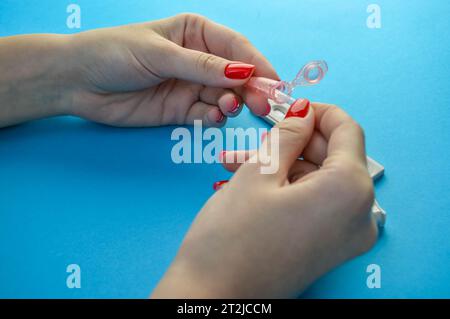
162;44;255;87
263;99;315;179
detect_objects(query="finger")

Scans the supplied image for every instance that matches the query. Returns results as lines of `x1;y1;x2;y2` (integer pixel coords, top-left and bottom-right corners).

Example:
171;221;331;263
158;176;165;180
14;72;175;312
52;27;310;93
217;92;243;117
167;14;279;79
213;180;229;191
302;130;328;166
312;102;366;166
164;14;279;116
237;90;271;116
263;128;327;166
200;87;243;117
185;102;226;127
221;149;319;184
260;99;315;181
220;149;257;172
161;42;255;87
288;160;319;184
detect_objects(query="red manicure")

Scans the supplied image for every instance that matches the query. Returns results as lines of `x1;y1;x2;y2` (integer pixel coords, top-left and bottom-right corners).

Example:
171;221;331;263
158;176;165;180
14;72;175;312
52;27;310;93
216;112;225;123
229;97;240;113
218;150;226;162
285;99;310;118
261;131;268;142
262;103;271;116
224;63;255;79
213;180;228;191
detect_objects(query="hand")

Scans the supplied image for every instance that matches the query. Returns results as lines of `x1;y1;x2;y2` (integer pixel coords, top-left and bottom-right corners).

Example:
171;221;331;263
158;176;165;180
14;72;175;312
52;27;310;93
65;13;278;127
152;101;378;298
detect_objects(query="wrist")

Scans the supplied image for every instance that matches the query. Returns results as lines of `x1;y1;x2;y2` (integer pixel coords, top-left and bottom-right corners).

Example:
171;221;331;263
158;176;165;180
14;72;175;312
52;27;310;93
152;250;241;298
35;34;78;117
0;34;76;126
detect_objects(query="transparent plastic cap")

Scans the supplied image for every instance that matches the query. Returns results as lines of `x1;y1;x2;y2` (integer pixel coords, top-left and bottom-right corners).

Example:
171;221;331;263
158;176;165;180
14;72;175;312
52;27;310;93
274;60;328;97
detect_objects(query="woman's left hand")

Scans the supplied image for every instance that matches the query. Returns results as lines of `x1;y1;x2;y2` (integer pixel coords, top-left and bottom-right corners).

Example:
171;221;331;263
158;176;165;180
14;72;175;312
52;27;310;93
63;13;279;127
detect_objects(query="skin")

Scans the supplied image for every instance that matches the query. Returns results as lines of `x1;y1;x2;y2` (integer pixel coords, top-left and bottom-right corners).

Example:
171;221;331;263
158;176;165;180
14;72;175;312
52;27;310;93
152;102;378;298
0;13;377;298
0;13;277;128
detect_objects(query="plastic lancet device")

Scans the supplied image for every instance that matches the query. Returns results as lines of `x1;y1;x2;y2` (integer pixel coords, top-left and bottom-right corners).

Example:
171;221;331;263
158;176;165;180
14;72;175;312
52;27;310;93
245;60;329;105
246;60;387;228
274;60;328;96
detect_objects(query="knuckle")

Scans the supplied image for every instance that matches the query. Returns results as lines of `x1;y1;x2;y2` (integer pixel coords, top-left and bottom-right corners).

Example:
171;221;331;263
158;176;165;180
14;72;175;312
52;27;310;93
323;103;341;115
356;221;379;254
276;120;309;141
320;103;345;123
350;121;366;140
196;53;219;73
338;118;365;139
333;160;374;215
358;176;375;213
327;103;340;111
235;33;251;46
177;13;212;48
180;13;207;47
277;118;307;132
178;12;206;22
229;33;253;57
335;169;378;255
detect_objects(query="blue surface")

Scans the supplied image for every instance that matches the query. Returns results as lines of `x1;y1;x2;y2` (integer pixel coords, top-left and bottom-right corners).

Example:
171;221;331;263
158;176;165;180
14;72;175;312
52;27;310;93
1;0;449;298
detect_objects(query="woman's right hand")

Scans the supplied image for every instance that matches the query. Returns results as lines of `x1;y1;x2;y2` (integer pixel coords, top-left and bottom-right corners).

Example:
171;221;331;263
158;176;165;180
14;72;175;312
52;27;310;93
152;101;378;298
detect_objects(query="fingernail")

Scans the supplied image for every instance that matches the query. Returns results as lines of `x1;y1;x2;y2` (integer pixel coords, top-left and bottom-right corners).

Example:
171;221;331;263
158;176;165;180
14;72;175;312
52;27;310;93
261;103;271;116
216;112;225;123
224;63;255;79
285;99;310;118
218;150;226;162
261;131;268;142
213;180;228;191
229;97;240;113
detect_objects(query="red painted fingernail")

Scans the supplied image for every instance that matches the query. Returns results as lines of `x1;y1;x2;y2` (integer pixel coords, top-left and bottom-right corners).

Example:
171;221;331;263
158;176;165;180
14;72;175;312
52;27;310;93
213;180;228;191
224;63;255;79
285;99;310;118
261;131;268;142
216;112;225;123
219;150;226;162
261;103;271;116
229;97;240;113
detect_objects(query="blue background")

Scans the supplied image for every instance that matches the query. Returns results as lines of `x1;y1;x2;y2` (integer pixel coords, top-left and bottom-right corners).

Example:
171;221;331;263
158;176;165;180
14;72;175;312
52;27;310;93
0;0;449;298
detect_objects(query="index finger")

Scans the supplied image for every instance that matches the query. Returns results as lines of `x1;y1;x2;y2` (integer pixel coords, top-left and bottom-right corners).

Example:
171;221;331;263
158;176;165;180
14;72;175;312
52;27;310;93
164;14;280;115
312;102;367;166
